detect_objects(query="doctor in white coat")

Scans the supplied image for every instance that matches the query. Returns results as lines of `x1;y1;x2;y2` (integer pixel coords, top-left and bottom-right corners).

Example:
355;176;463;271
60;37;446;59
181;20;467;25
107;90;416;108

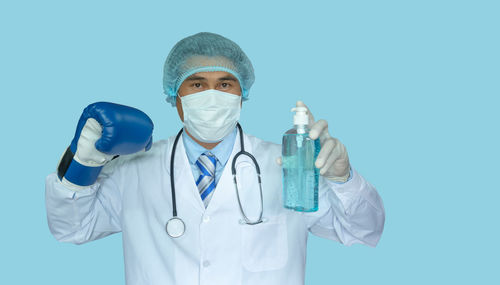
45;32;385;285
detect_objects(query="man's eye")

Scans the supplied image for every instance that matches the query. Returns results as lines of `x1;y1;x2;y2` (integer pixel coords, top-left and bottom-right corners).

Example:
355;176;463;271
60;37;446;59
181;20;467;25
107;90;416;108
221;83;230;88
193;83;202;88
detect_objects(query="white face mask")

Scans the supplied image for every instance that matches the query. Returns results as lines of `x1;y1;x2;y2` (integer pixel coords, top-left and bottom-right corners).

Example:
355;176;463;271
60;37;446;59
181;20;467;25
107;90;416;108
180;89;242;143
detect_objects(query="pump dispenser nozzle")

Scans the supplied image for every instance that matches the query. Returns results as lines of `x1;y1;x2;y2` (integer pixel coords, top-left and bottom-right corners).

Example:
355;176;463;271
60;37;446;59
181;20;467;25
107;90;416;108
291;107;309;126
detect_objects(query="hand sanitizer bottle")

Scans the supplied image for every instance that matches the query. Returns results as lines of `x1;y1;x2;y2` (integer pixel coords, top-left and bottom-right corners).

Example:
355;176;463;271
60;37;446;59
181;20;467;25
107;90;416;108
282;106;320;212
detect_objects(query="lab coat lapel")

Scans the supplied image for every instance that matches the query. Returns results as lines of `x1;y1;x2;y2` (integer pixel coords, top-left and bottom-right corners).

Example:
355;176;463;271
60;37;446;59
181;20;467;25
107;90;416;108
204;128;254;215
173;136;206;213
228;132;264;222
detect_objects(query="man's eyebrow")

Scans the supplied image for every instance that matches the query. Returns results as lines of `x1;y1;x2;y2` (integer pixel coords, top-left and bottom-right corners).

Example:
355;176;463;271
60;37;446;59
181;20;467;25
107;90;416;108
217;76;238;81
185;75;207;81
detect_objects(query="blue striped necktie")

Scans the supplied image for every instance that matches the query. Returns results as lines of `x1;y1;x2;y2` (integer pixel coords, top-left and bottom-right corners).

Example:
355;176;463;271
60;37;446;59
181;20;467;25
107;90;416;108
196;152;217;207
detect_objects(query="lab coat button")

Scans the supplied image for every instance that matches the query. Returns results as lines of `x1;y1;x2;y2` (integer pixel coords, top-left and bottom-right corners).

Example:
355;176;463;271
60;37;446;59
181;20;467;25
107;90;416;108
203;215;210;223
203;260;210;267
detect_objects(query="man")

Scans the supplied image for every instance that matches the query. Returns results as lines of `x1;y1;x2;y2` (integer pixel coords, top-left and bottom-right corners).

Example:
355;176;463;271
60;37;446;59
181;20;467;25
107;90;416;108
46;32;385;285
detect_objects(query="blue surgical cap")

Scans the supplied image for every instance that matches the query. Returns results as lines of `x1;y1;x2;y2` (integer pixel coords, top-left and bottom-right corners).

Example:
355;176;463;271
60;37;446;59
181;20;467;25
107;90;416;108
163;32;255;106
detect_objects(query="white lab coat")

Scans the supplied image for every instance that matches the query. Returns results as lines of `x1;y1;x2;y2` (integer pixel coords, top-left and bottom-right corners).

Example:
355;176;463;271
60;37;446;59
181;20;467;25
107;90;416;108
45;130;385;285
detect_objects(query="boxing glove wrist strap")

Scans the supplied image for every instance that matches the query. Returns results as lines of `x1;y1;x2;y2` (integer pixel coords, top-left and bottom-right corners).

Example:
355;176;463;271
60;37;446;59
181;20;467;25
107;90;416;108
57;146;118;187
57;146;74;180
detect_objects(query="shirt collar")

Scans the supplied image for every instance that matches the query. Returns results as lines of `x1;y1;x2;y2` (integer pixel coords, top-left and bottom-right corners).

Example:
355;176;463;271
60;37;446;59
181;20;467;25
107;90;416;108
182;127;237;168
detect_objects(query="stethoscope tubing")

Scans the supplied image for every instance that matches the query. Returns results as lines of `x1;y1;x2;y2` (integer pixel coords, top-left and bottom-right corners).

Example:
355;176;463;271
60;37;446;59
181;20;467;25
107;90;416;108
170;128;184;218
167;123;263;238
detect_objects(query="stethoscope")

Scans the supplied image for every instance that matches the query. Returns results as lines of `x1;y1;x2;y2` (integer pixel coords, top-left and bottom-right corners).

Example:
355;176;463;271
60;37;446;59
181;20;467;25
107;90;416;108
165;123;264;238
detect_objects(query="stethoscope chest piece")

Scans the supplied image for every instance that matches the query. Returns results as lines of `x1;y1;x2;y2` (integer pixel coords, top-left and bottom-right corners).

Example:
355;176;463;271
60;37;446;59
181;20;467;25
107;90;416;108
166;217;185;238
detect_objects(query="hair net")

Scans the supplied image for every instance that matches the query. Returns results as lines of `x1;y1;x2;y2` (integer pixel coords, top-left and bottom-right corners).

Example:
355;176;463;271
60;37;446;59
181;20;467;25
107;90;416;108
163;32;255;106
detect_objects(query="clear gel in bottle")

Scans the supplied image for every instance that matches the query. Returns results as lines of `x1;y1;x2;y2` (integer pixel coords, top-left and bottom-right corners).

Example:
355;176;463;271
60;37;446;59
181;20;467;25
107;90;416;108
282;106;320;212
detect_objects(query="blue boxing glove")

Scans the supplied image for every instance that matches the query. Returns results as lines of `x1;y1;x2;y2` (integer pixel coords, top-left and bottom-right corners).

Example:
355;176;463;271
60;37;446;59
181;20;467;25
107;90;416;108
57;102;154;189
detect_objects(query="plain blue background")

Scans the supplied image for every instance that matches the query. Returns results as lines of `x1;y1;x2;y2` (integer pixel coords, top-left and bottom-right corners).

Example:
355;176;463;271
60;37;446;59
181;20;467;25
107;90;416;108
1;0;498;284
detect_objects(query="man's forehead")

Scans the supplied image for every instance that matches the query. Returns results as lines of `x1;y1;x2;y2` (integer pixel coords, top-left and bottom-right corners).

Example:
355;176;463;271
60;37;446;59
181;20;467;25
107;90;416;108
186;72;238;81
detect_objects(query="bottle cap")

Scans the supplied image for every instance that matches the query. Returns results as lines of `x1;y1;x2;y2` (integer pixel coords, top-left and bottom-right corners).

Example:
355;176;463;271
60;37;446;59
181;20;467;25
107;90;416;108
291;107;309;126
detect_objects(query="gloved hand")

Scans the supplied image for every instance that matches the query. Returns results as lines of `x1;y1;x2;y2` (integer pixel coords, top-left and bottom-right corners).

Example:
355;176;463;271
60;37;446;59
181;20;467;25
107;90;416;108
277;101;351;183
57;102;154;189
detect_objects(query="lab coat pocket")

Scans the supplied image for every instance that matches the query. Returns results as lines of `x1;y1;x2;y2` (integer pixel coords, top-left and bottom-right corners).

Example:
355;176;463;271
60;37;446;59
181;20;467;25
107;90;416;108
241;214;288;272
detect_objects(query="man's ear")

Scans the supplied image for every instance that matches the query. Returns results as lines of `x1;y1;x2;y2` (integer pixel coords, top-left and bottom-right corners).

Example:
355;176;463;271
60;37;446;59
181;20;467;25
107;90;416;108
176;95;184;122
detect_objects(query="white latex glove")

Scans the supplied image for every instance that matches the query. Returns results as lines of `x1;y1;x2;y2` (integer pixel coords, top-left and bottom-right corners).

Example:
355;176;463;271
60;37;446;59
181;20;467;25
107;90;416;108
277;101;351;183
